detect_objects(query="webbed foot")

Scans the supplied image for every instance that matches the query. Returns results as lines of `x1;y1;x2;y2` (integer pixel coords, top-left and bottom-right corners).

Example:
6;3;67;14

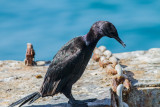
68;99;87;105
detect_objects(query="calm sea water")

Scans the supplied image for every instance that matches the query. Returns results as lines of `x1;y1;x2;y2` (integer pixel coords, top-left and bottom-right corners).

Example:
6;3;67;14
0;0;160;60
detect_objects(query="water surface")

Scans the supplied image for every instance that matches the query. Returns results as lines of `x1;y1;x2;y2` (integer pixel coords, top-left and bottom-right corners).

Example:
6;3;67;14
0;0;160;60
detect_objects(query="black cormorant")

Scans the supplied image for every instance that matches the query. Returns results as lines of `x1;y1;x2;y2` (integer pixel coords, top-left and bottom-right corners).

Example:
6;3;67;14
9;21;126;107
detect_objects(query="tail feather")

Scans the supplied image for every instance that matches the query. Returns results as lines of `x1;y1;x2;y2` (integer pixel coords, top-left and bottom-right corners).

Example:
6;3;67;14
9;92;41;107
19;95;36;107
28;93;41;104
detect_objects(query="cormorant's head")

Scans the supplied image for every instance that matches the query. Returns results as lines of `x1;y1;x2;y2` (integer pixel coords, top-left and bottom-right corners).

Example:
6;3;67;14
93;21;126;47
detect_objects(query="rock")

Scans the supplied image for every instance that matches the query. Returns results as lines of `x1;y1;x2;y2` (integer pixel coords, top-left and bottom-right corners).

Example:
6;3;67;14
92;48;102;62
103;50;112;59
0;77;15;82
99;56;110;68
35;74;43;79
109;56;118;68
1;48;160;107
98;46;106;52
92;54;101;62
36;61;51;66
105;65;117;75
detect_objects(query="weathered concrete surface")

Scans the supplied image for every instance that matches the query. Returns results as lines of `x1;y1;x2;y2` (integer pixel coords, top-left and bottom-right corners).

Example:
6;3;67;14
26;98;110;107
0;60;111;107
0;48;160;107
114;48;160;107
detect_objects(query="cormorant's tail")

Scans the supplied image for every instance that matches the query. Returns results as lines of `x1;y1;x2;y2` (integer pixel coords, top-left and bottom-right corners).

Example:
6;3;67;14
9;92;41;107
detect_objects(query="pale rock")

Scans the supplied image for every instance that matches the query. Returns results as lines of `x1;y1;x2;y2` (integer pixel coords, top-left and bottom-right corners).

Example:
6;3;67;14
98;46;106;52
103;50;112;59
1;48;160;107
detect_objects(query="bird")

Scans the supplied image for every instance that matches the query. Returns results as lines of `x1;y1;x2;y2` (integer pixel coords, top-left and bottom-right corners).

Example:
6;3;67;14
9;21;126;107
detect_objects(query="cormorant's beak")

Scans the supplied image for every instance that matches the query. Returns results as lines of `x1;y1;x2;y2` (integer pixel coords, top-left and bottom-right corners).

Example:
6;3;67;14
114;36;126;48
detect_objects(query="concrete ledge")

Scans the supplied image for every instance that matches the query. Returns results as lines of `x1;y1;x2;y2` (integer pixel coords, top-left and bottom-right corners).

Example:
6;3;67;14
1;48;160;107
27;98;111;107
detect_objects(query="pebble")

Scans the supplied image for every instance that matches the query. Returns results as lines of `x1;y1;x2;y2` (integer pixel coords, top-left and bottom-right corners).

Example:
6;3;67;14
35;74;43;78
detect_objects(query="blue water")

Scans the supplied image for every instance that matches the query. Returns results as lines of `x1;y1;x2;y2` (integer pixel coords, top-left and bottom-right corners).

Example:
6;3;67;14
0;0;160;60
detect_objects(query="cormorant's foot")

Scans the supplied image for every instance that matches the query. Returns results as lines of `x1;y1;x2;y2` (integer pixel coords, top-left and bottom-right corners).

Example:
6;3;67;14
68;100;87;105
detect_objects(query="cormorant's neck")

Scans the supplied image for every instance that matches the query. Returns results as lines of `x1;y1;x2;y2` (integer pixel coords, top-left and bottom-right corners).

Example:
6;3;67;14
83;28;102;46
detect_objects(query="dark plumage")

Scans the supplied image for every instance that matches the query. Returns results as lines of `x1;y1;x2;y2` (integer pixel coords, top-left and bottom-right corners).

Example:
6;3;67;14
9;21;126;107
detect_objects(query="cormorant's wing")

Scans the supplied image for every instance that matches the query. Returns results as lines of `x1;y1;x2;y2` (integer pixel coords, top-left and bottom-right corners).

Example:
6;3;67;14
40;37;85;96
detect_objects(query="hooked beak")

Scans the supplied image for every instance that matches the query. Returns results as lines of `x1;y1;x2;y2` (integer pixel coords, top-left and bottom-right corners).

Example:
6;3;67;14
114;36;126;48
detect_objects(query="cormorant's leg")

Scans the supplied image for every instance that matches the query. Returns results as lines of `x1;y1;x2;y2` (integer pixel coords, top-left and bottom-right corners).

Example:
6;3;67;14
62;86;86;105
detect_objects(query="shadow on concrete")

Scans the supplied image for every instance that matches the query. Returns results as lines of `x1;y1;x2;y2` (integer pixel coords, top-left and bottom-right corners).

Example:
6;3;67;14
125;70;138;86
121;64;138;85
27;98;111;107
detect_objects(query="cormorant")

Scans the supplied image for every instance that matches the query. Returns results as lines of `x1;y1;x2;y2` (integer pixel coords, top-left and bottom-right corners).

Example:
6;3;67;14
9;21;126;107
